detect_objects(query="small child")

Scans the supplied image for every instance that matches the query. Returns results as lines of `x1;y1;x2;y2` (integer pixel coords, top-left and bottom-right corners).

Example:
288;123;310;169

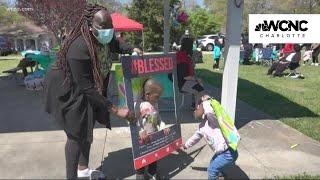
135;79;169;179
183;95;238;180
213;40;221;69
303;50;312;65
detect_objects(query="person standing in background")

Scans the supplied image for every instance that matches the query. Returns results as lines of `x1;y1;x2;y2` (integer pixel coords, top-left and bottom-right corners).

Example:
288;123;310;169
311;43;320;66
180;30;194;57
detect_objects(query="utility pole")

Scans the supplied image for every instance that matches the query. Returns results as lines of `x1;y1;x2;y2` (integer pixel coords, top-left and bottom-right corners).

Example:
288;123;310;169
164;0;170;54
221;0;244;120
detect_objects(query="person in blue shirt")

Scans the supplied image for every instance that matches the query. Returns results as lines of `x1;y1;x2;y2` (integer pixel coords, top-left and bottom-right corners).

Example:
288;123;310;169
213;39;221;70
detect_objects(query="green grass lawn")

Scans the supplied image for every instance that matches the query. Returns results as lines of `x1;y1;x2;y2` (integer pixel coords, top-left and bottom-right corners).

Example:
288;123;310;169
274;173;320;180
0;55;22;76
196;54;320;142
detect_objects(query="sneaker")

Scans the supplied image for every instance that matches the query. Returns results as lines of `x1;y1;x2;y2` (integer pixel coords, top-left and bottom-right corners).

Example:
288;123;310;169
311;63;315;66
146;172;159;180
77;168;94;178
287;72;296;77
90;170;105;180
292;74;301;79
315;63;319;66
136;173;145;180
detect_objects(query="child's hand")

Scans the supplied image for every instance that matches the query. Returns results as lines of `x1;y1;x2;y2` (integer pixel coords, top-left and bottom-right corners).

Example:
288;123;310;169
182;144;187;150
163;128;170;136
139;130;149;143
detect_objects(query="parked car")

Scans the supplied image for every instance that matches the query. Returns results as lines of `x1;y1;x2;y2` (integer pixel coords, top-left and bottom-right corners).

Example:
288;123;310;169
0;36;13;56
197;34;225;51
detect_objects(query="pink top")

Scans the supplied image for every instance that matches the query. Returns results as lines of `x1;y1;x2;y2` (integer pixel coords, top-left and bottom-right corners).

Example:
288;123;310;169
185;101;228;154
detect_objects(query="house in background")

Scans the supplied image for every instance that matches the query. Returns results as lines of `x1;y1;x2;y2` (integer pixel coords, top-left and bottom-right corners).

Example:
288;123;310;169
0;21;56;52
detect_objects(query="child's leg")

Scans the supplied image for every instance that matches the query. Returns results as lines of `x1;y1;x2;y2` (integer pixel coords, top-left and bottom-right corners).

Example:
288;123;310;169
147;162;157;177
136;167;146;179
214;59;220;68
207;149;238;180
213;60;217;69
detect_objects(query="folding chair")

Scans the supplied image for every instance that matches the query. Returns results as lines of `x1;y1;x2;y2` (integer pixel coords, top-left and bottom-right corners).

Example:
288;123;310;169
259;48;273;66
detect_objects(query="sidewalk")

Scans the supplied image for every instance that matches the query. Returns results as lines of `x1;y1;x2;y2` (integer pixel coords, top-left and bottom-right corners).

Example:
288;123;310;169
0;77;320;179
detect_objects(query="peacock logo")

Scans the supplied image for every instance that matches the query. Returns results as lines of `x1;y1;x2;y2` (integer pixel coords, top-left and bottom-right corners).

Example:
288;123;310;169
255;22;270;31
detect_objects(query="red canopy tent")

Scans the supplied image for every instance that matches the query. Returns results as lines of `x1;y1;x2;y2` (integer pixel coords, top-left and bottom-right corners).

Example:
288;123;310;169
111;12;144;49
111;12;143;32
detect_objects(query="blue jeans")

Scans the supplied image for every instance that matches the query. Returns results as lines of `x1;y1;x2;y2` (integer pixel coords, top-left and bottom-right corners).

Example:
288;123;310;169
208;148;238;180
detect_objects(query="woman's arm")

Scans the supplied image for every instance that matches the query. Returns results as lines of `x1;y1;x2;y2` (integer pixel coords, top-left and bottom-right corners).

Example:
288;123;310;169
67;56;112;108
68;57;134;121
67;35;135;119
109;36;143;55
109;36;133;54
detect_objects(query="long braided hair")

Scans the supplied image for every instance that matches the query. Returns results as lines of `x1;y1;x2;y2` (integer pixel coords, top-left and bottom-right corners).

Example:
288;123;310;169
57;3;111;93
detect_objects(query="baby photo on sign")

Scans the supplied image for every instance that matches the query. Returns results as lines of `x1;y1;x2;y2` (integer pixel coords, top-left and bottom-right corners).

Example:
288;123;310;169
134;79;170;145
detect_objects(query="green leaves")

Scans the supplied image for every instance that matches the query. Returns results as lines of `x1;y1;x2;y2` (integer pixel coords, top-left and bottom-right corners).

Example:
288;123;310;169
187;8;219;38
0;5;25;26
126;0;165;51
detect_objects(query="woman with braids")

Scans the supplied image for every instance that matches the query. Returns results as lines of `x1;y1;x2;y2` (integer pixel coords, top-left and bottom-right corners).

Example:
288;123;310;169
44;4;142;179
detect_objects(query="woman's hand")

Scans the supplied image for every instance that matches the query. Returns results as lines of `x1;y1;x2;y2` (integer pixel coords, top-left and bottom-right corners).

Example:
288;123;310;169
110;106;136;122
133;48;143;56
184;76;195;81
118;108;136;122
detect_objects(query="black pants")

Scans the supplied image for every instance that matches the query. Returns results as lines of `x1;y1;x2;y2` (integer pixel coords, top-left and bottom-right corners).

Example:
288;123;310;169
289;62;300;70
136;161;157;178
65;138;91;179
213;58;220;68
312;47;320;63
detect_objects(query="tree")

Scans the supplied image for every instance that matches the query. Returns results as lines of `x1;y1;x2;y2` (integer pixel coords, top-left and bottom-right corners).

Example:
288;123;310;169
204;0;227;32
87;0;126;14
0;3;25;26
187;8;220;38
170;7;220;42
271;0;320;14
184;0;199;11
17;0;87;44
242;0;272;33
126;0;167;51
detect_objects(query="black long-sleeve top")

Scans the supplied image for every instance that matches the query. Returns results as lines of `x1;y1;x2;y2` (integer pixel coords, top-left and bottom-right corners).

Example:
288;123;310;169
45;35;133;143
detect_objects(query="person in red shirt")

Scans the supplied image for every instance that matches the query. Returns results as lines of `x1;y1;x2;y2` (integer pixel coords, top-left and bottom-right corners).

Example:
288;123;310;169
175;50;205;108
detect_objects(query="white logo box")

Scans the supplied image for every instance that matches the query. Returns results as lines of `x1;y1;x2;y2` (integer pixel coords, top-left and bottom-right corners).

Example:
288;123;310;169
249;14;320;43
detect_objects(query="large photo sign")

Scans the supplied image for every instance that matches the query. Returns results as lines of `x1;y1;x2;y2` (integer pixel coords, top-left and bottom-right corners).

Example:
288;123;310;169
121;53;182;170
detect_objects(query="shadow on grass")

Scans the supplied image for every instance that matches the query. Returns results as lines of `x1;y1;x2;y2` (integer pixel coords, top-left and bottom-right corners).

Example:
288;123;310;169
196;68;318;128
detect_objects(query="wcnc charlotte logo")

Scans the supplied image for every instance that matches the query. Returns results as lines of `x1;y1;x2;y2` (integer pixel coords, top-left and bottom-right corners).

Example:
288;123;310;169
253;19;308;40
254;20;308;32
